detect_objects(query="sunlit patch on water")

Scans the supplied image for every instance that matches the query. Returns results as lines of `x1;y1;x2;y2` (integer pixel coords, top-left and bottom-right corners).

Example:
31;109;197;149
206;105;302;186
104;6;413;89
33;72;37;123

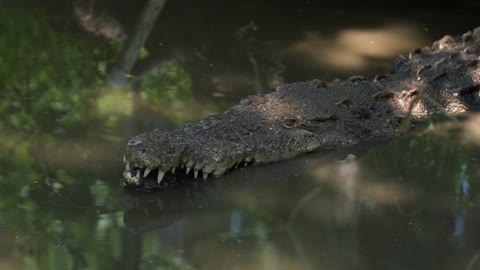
287;24;428;71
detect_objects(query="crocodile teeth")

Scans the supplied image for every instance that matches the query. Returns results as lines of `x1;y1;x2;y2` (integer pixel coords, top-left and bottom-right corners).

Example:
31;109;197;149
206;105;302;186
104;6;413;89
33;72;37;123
143;168;152;177
194;170;199;179
157;170;165;184
203;172;208;180
123;156;126;163
126;162;131;171
171;167;176;173
135;171;140;180
186;167;191;175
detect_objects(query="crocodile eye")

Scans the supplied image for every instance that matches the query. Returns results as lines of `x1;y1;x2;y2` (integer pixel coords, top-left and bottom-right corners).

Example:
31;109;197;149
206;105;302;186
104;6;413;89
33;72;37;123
283;118;297;128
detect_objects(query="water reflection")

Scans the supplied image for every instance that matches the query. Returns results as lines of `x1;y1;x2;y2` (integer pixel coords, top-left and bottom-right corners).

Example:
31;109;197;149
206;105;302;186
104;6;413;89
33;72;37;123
1;0;480;269
451;163;471;248
121;124;480;269
287;24;428;71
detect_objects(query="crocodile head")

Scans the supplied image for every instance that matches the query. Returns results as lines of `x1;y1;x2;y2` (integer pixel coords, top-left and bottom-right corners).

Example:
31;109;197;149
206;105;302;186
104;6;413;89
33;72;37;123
122;27;480;191
123;80;389;190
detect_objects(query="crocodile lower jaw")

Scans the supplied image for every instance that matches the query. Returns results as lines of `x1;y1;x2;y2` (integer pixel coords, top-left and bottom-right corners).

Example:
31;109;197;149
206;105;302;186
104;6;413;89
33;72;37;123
122;155;254;190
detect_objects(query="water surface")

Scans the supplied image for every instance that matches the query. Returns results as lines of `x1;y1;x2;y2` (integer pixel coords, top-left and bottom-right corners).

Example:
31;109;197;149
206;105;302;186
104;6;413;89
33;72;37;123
1;1;480;269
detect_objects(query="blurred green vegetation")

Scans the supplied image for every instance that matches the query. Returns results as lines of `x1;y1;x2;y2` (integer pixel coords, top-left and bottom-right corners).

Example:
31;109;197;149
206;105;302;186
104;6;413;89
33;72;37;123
0;0;198;269
0;0;117;135
362;121;479;214
1;0;479;269
140;61;197;122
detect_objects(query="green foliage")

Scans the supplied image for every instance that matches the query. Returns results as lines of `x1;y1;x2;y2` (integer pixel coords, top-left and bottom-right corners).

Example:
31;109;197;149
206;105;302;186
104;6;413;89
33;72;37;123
0;3;125;268
0;1;203;268
362;127;478;213
141;61;196;121
0;0;117;135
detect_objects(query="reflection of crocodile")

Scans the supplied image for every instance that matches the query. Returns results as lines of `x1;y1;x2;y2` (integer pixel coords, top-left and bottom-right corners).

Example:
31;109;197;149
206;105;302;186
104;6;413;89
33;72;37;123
123;28;480;191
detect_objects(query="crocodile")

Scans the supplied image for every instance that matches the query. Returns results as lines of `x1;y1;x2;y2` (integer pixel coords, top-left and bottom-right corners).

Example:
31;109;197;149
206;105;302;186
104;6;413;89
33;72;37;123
123;27;480;191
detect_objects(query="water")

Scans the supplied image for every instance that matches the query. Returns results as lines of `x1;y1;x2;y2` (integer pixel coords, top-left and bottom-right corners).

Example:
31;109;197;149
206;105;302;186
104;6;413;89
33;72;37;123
1;0;480;269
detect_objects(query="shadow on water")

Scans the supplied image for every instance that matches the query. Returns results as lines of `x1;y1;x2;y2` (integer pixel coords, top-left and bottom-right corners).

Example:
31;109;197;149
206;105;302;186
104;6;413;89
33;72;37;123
1;0;480;269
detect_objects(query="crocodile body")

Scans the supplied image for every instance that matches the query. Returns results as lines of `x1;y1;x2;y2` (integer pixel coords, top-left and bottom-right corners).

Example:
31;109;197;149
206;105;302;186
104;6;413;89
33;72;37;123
123;27;480;191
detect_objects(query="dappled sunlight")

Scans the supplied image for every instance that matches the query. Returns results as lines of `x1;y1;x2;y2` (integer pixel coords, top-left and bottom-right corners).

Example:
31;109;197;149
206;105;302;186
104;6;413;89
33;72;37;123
427;113;480;143
190;236;313;270
138;61;223;122
311;126;478;215
354;178;418;205
462;114;480;140
337;26;424;58
96;88;134;116
287;24;427;71
0;128;122;175
99;61;220;124
313;157;417;206
33;137;122;170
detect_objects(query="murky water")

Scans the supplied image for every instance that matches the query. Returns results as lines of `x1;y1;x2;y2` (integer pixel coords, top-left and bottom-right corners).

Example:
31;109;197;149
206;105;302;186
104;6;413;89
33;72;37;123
1;0;480;269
